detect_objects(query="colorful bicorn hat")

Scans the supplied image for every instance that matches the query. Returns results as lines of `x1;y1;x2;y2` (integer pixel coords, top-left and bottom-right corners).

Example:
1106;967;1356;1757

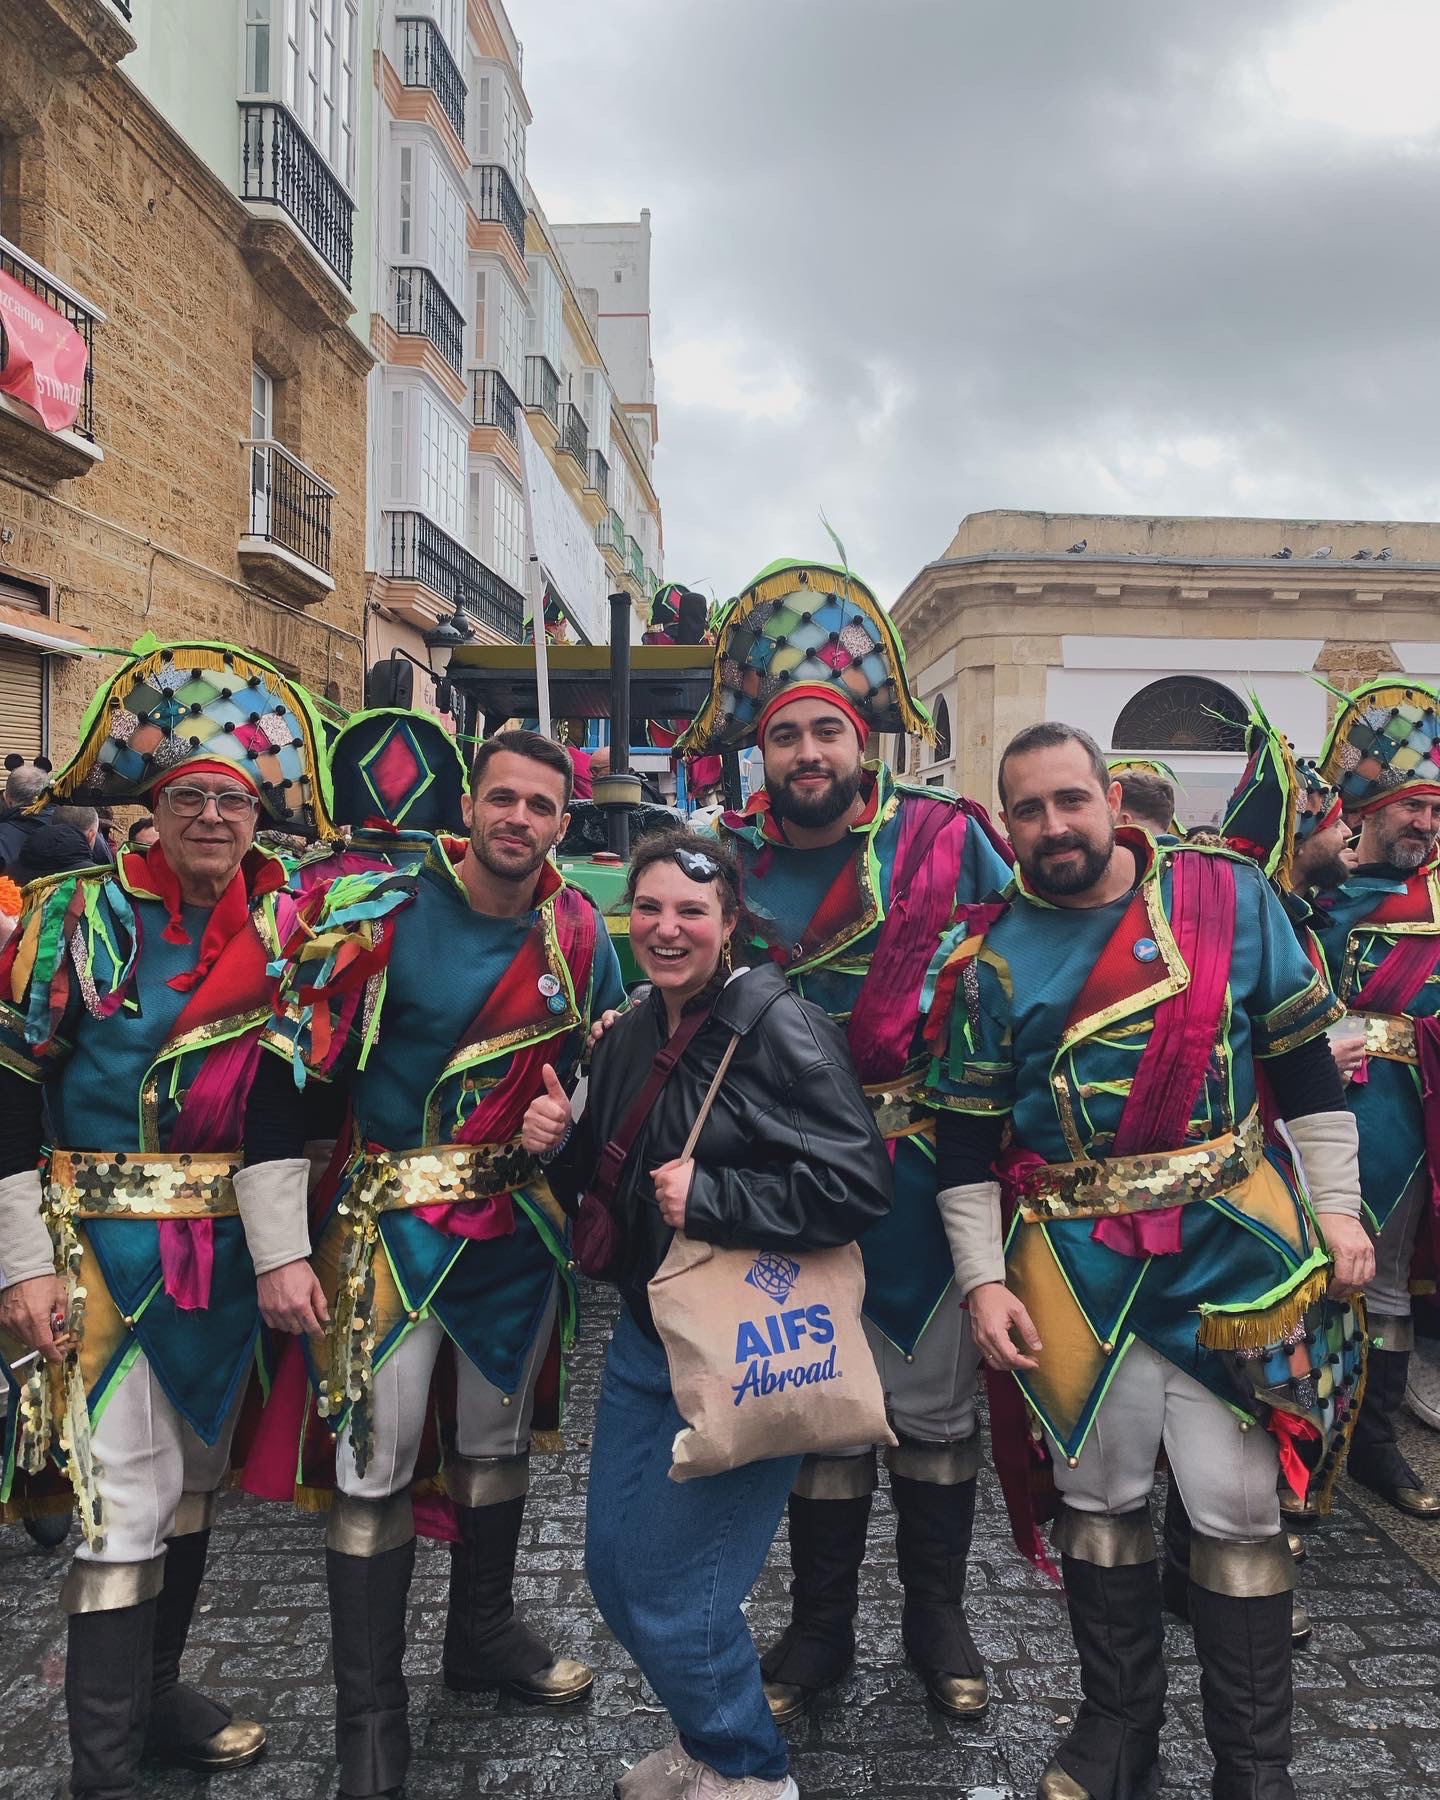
1220;699;1304;882
44;636;335;837
1318;677;1440;818
676;558;933;753
325;707;467;835
1107;756;1178;786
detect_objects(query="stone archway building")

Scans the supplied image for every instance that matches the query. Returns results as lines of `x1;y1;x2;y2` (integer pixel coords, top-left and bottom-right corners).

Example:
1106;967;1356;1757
891;511;1440;826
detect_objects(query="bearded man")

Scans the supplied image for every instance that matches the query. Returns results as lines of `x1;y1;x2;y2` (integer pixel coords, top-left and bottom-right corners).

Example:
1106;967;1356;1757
261;728;624;1800
675;558;1013;1725
926;720;1372;1800
1310;678;1440;1518
0;641;336;1799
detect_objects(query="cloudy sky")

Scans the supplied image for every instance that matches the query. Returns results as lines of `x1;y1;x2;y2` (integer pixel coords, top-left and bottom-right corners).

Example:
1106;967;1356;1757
510;0;1440;604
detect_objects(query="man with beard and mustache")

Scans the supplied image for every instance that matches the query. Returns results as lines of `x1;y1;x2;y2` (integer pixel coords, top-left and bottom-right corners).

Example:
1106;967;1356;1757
675;558;1013;1726
1309;678;1440;1519
925;720;1373;1800
259;729;625;1800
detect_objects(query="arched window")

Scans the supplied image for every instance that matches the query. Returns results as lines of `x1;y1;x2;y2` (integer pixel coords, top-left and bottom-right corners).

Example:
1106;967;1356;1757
1112;677;1247;753
931;694;952;763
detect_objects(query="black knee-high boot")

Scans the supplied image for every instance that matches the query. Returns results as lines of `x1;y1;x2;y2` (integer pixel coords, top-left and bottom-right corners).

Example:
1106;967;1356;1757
1162;1482;1311;1648
1347;1325;1440;1517
887;1440;988;1717
326;1493;416;1800
441;1459;592;1704
1041;1506;1166;1800
1187;1534;1295;1800
146;1517;266;1768
759;1453;875;1721
62;1559;161;1800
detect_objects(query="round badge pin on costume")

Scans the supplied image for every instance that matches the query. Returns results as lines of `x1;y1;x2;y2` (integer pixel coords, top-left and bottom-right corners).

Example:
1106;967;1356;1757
679;552;1016;1724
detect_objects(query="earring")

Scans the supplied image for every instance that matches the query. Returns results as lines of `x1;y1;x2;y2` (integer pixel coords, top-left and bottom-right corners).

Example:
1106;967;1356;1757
720;938;733;975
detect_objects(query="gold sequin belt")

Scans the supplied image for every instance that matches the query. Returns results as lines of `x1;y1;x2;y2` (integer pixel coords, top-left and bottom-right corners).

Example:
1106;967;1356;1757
1352;1011;1417;1065
353;1139;538;1212
46;1149;240;1219
863;1076;931;1142
1014;1109;1263;1226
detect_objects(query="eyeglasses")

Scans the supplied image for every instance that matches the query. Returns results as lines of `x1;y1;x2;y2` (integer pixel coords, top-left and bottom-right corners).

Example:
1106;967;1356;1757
161;785;260;821
673;846;721;882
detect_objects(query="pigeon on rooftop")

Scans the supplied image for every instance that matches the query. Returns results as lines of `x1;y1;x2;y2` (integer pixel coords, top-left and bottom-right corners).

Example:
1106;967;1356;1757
1271;546;1293;559
1067;538;1087;553
1310;546;1333;559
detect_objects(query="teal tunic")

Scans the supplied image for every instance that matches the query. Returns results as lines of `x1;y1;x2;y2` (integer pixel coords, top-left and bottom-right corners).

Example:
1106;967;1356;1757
0;882;278;1444
307;842;625;1398
926;843;1348;1458
718;769;1012;1353
1314;870;1440;1234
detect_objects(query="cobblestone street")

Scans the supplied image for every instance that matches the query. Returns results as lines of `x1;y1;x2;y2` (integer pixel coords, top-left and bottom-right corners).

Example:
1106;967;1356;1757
3;1286;1439;1800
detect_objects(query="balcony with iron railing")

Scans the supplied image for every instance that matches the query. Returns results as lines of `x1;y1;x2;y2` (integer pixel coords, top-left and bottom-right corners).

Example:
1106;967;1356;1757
607;510;626;557
523;355;560;430
386;510;524;641
626;535;645;585
595;509;626;570
472;368;520;443
645;565;658;596
474;164;527;260
397;15;465;141
559;402;588;468
239;439;335;605
586;448;609;504
239;102;354;288
390;265;464;376
0;235;104;482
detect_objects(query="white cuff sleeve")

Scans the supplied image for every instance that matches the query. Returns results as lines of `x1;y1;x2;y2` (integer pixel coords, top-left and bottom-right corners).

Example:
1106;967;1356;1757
233;1160;313;1276
1283;1111;1364;1221
936;1180;1007;1299
0;1169;57;1290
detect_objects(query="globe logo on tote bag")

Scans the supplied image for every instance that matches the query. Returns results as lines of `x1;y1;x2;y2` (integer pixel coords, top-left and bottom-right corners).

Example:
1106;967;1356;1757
745;1251;801;1304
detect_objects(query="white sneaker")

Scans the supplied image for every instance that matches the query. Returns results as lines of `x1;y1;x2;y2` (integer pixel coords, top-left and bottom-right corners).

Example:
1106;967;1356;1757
682;1765;800;1799
616;1736;702;1799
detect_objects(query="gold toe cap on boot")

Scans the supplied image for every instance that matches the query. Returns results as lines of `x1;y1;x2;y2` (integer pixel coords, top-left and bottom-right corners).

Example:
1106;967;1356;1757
170;1716;267;1771
503;1656;594;1705
1291;1601;1312;1649
925;1671;989;1718
1286;1531;1307;1564
1393;1485;1440;1518
1037;1762;1091;1799
763;1679;809;1726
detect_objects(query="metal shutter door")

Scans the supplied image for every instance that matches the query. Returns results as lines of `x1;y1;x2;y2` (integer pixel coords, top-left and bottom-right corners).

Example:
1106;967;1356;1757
0;643;44;760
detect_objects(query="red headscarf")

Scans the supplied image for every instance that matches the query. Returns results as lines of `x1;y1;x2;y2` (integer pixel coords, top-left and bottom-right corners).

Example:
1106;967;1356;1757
756;684;869;748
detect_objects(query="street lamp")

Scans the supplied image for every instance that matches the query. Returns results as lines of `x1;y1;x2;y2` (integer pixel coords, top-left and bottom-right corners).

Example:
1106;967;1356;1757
423;581;474;680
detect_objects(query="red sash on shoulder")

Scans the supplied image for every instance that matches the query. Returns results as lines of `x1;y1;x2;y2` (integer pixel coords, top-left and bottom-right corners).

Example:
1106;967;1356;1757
848;796;981;1083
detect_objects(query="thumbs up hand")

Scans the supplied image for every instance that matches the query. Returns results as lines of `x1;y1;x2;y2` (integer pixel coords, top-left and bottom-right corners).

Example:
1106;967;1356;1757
523;1062;574;1154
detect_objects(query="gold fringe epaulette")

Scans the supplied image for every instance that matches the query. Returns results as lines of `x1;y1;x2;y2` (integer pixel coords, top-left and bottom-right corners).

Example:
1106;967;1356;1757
1195;1264;1330;1352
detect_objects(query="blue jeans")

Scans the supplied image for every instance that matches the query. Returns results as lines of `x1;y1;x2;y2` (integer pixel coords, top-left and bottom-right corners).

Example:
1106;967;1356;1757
586;1306;802;1781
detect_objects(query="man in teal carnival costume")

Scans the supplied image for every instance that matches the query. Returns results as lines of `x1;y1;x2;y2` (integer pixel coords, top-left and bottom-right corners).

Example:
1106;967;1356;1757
924;721;1372;1800
678;557;1013;1723
1311;677;1440;1517
259;727;625;1800
0;638;336;1798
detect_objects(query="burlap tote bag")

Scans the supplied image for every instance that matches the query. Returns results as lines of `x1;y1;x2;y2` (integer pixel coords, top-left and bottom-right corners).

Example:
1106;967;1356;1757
648;1233;896;1481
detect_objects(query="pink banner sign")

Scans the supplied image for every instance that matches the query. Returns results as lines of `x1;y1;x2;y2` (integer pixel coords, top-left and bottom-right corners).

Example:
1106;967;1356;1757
0;267;87;433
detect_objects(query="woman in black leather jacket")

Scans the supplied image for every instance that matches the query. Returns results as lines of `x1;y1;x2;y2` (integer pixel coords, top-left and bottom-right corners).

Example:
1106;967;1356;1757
523;829;889;1800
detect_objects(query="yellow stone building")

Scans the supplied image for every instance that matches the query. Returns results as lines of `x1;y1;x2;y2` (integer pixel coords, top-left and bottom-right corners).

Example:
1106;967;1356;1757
892;510;1440;825
0;0;375;761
